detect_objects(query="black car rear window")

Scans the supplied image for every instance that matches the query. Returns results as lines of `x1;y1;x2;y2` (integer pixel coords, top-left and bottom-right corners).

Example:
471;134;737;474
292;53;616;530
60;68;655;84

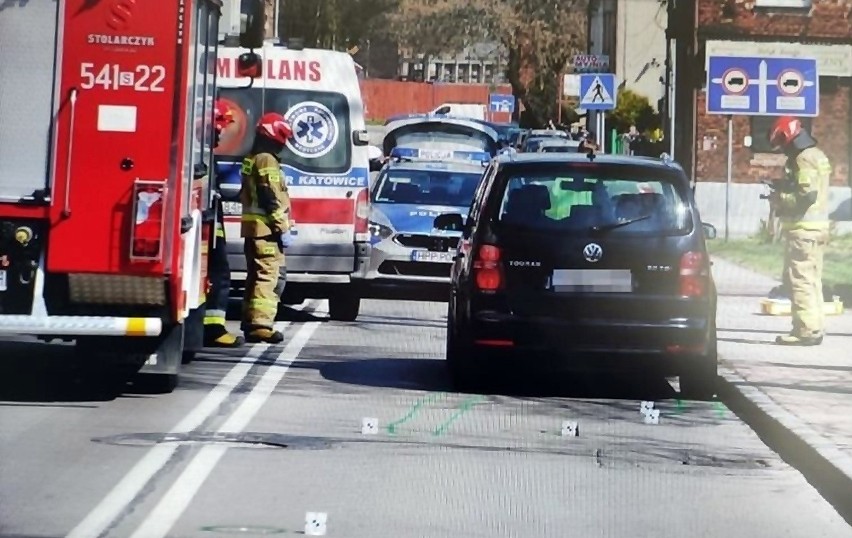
492;164;692;236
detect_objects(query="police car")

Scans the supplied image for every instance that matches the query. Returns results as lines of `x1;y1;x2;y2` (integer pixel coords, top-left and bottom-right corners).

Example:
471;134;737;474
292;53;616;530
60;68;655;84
363;147;490;299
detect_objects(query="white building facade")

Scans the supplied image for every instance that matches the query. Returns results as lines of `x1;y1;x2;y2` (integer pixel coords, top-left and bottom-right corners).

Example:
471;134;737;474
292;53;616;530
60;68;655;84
614;0;667;109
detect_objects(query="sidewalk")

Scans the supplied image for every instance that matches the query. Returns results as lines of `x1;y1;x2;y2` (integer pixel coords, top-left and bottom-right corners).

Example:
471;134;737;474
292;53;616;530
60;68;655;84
711;257;852;517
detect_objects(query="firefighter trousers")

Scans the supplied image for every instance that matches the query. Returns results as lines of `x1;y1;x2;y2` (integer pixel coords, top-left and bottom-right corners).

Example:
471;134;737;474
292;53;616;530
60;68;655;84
203;231;231;330
242;236;286;330
785;228;829;338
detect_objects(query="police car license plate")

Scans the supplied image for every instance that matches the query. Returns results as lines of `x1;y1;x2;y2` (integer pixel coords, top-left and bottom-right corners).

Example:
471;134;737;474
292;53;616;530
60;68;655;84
222;201;242;215
0;269;6;292
411;250;455;263
551;269;632;293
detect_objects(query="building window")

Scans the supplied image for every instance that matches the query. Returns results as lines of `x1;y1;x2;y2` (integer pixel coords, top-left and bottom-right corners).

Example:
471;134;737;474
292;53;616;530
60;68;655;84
754;0;811;8
749;116;813;154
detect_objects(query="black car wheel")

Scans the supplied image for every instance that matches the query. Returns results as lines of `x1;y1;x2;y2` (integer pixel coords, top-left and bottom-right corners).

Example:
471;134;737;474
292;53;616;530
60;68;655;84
329;293;360;321
679;325;718;401
446;302;489;393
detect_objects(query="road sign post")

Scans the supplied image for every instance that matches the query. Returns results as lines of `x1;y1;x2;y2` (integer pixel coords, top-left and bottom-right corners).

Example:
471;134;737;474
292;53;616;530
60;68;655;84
706;55;819;240
578;73;617;152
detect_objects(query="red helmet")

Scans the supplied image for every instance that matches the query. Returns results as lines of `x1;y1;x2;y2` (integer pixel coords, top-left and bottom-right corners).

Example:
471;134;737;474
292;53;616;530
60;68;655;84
256;112;293;144
213;100;234;133
768;116;802;149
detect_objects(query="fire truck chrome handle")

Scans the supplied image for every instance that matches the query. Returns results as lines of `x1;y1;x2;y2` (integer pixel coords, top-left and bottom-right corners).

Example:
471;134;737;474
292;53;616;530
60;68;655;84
62;87;79;219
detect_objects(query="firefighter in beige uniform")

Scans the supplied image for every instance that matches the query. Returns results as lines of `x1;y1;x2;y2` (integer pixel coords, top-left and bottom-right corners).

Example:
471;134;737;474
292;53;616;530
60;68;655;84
203;99;244;347
240;112;295;344
768;116;831;346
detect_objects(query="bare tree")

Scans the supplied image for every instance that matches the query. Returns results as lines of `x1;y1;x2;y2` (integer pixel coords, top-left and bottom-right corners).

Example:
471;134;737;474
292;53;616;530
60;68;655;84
484;0;589;125
387;0;488;58
277;0;396;50
388;0;589;125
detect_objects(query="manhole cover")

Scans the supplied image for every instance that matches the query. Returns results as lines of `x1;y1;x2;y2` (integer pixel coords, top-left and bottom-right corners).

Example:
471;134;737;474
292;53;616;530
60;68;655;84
91;432;335;450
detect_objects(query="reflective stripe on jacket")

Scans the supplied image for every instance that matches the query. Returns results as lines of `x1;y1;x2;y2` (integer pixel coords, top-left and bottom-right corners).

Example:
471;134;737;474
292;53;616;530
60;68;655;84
779;146;831;232
239;153;291;238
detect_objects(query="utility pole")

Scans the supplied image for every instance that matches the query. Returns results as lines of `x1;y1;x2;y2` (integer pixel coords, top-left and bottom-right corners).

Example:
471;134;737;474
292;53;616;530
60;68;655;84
664;0;675;157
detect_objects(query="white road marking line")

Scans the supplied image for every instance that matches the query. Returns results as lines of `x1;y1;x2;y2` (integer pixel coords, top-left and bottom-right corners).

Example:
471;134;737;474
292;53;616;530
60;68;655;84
66;341;276;538
67;299;320;538
128;320;322;538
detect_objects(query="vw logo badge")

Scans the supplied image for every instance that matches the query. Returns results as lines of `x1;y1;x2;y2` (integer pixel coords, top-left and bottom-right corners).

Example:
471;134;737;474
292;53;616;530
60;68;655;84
583;242;603;263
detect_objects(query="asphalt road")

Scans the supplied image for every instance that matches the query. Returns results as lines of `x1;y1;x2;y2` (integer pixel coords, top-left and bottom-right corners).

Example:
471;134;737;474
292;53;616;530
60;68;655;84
2;299;852;538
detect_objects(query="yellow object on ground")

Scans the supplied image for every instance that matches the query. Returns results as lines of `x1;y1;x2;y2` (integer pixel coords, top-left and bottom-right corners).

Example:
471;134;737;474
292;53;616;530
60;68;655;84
760;297;844;316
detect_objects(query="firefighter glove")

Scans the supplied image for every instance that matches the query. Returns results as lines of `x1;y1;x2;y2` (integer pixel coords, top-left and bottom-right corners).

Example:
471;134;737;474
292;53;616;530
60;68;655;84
279;230;295;249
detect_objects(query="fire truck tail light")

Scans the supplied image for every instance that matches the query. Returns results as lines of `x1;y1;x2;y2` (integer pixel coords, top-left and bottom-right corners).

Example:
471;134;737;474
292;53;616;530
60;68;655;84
130;181;167;263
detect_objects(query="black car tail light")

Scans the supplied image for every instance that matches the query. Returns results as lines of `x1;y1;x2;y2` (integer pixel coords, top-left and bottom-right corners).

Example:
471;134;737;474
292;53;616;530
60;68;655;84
473;244;504;292
679;251;708;298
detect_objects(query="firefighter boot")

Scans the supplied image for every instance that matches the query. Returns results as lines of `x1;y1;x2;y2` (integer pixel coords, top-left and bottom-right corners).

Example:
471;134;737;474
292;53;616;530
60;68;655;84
245;327;285;344
775;333;824;346
204;324;245;348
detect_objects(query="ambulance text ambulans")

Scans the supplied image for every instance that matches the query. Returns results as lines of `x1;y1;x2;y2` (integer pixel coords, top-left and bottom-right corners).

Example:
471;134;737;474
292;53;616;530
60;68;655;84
214;42;372;321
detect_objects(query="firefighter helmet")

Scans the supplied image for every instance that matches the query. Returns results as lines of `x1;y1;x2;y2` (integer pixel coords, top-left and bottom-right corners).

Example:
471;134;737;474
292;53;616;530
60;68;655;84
256;112;293;144
768;116;803;149
213;100;234;133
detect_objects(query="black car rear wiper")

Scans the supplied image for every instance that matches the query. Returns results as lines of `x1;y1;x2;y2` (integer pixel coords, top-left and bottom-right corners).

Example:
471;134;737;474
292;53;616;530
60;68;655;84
590;214;652;233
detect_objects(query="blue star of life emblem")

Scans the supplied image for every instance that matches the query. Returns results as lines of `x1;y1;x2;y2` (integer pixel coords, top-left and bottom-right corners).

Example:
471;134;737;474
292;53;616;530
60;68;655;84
284;101;339;159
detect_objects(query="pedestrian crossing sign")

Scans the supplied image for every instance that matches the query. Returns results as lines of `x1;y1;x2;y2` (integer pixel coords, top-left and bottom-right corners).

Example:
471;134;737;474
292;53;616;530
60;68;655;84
579;73;617;110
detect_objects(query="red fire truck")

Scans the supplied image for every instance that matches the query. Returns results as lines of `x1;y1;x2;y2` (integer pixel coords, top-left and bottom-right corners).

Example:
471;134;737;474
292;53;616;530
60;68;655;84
0;0;266;392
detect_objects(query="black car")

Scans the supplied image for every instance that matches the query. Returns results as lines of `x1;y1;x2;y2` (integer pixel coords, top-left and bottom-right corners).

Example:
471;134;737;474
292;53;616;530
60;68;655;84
434;152;719;399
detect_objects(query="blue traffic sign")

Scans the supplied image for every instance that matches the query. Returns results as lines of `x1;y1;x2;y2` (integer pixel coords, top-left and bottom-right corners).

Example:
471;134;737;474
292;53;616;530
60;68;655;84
489;94;515;113
706;56;819;117
579;73;617;110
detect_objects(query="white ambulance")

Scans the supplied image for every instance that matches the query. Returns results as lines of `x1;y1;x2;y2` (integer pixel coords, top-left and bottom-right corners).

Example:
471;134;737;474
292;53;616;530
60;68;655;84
214;42;375;321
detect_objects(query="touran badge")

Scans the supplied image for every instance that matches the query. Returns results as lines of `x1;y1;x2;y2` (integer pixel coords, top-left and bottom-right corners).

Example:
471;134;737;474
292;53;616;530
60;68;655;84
583;243;603;263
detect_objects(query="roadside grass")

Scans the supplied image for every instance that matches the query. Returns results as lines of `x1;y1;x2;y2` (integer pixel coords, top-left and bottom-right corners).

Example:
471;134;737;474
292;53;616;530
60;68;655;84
708;234;852;303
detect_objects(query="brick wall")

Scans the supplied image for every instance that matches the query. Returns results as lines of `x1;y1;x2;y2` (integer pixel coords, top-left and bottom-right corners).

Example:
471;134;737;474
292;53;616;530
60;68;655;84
699;0;852;38
694;0;852;186
695;87;851;185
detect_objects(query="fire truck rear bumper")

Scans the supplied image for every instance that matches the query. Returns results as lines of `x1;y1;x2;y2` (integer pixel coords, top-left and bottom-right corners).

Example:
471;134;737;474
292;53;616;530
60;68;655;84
0;315;162;337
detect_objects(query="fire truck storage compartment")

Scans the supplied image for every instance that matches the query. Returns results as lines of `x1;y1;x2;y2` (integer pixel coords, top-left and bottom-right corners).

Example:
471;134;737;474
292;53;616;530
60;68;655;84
0;2;59;202
0;219;44;315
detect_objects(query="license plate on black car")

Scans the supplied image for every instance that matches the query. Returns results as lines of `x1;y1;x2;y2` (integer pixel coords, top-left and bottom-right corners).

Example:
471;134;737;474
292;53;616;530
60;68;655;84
551;269;632;292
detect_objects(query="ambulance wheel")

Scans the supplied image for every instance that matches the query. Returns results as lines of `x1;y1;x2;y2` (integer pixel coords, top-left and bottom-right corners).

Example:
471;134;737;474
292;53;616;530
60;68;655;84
328;293;360;321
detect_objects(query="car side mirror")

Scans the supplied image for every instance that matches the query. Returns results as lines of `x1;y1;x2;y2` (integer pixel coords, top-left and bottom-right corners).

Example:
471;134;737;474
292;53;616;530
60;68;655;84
434;213;465;231
237;52;262;82
702;222;717;240
352;130;370;146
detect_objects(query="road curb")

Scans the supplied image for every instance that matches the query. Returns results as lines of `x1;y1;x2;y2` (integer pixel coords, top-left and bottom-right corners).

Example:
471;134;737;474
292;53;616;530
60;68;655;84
717;363;852;526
